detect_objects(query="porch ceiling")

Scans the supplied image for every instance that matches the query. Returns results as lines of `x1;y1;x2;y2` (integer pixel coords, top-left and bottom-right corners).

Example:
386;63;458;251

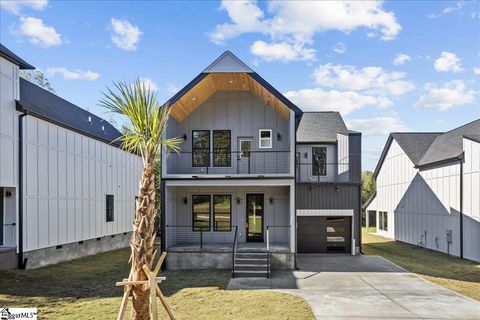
169;73;292;122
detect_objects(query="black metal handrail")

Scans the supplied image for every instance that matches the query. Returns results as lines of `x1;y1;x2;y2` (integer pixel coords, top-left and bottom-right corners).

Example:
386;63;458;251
232;225;238;278
295;162;350;182
166;225;237;249
166;150;291;175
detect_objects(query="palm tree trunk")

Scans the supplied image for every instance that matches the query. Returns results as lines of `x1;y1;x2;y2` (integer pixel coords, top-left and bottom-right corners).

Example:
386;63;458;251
131;157;156;320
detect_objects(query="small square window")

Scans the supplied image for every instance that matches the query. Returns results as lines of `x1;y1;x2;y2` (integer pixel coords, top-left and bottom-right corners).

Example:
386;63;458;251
106;195;114;222
259;129;272;148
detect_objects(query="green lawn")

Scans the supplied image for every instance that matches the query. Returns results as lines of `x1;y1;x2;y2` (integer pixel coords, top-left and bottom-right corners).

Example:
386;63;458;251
0;248;313;319
362;229;480;301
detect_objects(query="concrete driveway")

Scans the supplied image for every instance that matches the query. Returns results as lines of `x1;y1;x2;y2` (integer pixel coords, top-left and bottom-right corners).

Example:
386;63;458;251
228;255;480;319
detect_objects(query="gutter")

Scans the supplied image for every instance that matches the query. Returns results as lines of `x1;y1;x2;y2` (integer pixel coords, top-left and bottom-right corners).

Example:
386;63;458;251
18;111;28;269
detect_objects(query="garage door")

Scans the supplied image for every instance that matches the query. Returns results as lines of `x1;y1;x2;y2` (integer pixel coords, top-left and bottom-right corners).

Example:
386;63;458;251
297;216;351;253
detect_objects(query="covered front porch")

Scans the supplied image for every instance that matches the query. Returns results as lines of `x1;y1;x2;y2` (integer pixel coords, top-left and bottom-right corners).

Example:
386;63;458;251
163;180;295;270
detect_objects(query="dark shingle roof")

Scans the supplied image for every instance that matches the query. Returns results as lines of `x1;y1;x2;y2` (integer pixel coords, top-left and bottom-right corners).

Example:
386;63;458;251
296;112;348;143
17;78;122;147
0;43;34;69
417;119;480;167
391;133;442;165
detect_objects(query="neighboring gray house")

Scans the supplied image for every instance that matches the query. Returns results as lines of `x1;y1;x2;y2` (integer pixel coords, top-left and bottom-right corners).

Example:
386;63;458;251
160;51;362;276
365;120;480;262
0;44;142;269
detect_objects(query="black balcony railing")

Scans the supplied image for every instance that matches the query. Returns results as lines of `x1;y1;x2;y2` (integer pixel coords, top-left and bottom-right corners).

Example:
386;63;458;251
165;150;290;175
166;225;238;249
295;162;350;183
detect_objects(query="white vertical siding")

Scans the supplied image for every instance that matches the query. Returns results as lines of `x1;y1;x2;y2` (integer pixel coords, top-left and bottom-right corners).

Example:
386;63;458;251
463;137;480;261
22;116;142;252
0;58;20;187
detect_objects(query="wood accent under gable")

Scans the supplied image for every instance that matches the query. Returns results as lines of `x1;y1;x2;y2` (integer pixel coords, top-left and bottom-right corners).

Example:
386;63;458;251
169;73;291;122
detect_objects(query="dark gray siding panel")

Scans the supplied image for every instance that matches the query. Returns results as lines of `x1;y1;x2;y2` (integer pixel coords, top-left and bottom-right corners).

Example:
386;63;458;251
348;133;362;184
296;183;360;246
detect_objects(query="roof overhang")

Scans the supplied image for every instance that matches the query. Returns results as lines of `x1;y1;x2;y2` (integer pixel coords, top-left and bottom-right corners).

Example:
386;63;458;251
164;51;302;122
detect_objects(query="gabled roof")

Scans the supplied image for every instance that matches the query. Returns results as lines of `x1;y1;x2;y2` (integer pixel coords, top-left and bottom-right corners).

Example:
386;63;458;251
165;51;302;122
417;119;480;167
0;43;34;69
16;78;123;147
296;112;348;143
203;51;253;73
373;132;442;177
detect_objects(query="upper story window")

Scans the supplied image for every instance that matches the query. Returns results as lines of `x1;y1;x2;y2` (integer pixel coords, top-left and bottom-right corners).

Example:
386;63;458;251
106;195;114;222
213;130;231;167
312;147;327;176
259;129;272;148
192;130;210;167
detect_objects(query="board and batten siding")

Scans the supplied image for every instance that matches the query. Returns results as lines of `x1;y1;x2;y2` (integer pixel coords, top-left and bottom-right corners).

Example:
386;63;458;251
366;139;417;239
463;137;480;261
23;116;142;252
0;57;20;187
165;91;291;175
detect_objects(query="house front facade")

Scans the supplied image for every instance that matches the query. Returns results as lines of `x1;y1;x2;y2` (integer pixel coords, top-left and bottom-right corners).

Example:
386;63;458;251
0;44;142;269
161;51;362;275
365;120;480;262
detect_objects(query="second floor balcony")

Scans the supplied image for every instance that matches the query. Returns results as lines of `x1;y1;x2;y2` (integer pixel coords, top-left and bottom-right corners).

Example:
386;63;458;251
164;150;291;177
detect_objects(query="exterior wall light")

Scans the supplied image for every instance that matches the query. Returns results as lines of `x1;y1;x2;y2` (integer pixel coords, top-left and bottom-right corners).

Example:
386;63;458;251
277;133;282;141
269;197;274;204
183;197;188;204
236;197;241;205
183;134;187;141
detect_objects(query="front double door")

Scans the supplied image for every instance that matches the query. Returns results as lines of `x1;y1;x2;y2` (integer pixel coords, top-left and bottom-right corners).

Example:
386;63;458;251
246;193;264;242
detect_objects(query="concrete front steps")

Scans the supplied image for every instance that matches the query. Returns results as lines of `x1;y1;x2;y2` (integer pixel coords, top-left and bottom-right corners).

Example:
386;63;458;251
233;251;268;278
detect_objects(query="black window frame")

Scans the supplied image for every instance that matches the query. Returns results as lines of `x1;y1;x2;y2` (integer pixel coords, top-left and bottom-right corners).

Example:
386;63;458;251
379;211;388;231
312;146;327;176
213;130;231;167
192;194;211;231
213;194;232;232
192;130;210;167
106;194;114;222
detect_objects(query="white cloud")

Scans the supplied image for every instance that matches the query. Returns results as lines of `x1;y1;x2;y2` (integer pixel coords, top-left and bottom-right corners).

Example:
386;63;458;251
138;78;158;91
332;42;347;54
209;0;401;62
284;88;392;115
473;67;480;75
165;82;179;94
428;1;464;18
414;80;476;111
0;0;47;15
393;53;411;65
346;117;409;136
313;64;415;96
434;52;464;72
110;18;142;51
15;16;62;47
250;40;315;62
47;67;99;80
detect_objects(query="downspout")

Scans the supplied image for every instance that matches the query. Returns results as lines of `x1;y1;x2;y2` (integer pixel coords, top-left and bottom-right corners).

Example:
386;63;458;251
294;115;299;270
18;111;28;269
160;180;166;270
459;160;463;259
359;184;363;254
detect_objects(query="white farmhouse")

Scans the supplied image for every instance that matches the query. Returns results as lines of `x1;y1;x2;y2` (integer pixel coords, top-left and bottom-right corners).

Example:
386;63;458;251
0;44;142;269
365;120;480;262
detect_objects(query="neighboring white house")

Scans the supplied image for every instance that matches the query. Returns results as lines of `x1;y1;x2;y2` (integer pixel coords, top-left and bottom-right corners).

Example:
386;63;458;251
0;44;142;269
365;120;480;262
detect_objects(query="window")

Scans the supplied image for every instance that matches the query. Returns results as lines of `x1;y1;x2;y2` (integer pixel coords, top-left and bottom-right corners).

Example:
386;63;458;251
259;129;272;148
240;139;252;158
192;195;210;231
213;195;231;231
312;147;327;176
379;211;388;231
106;195;114;222
213;130;231;167
192;130;210;167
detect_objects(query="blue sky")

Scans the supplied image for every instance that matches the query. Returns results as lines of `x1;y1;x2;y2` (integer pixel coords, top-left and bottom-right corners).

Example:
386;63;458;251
1;0;479;170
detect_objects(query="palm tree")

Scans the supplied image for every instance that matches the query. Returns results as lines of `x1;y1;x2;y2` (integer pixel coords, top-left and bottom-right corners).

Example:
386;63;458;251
100;80;181;320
